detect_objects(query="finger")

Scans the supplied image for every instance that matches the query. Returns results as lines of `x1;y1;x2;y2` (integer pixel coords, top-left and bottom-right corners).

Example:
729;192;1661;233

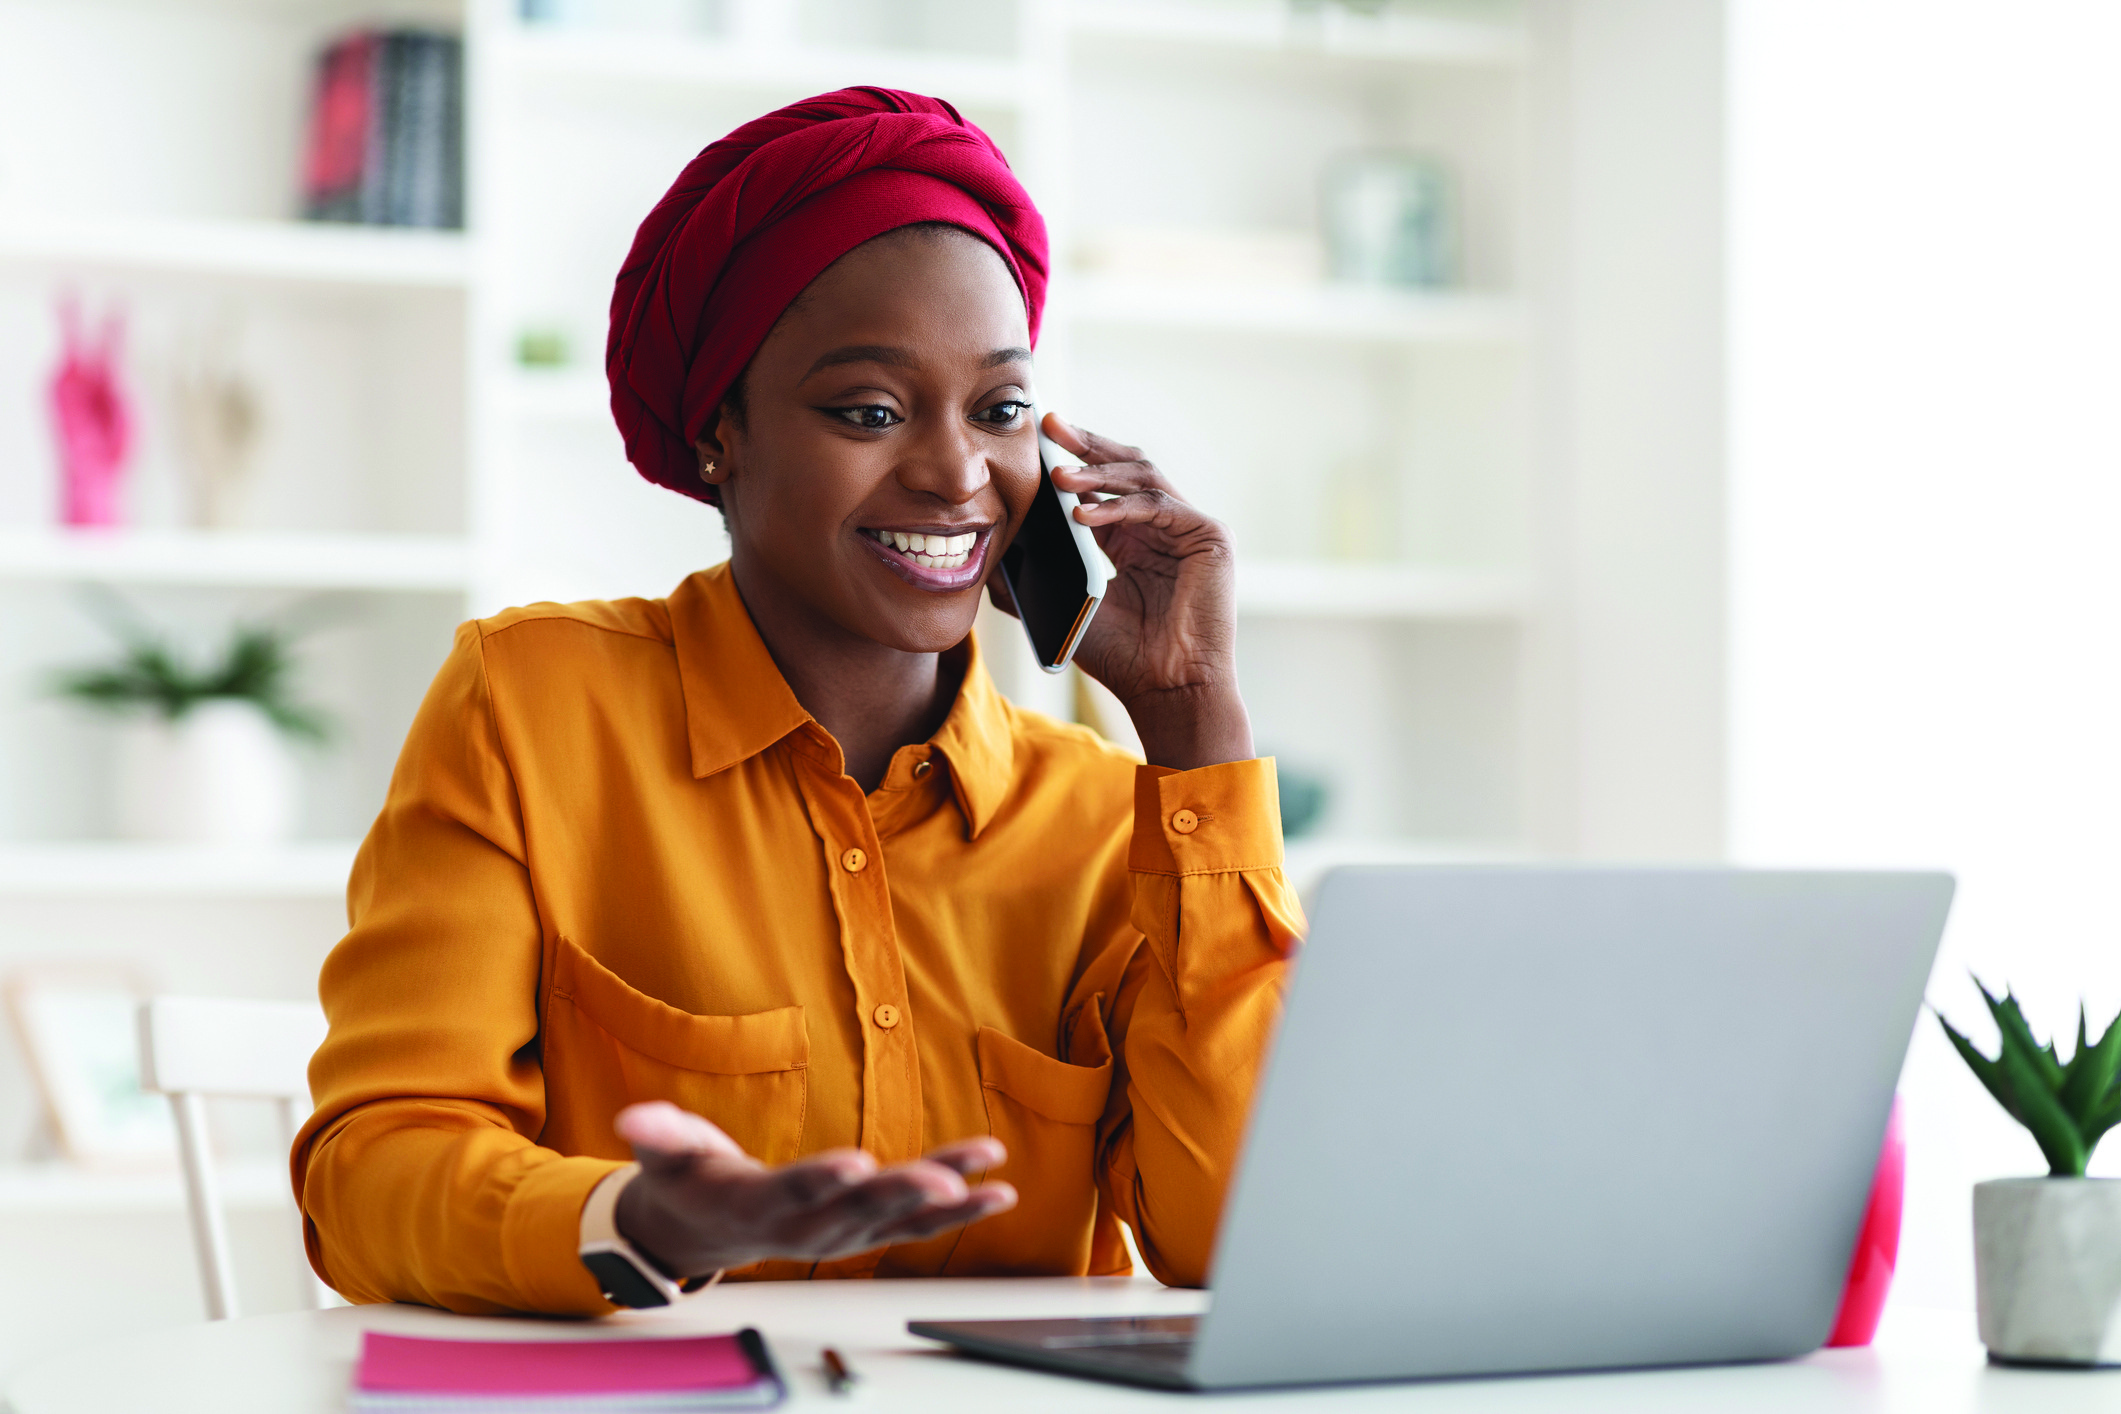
1050;458;1169;501
764;1148;878;1208
921;1136;1005;1177
873;1183;1019;1244
1041;412;1143;468
821;1162;971;1232
614;1102;747;1171
1070;488;1202;532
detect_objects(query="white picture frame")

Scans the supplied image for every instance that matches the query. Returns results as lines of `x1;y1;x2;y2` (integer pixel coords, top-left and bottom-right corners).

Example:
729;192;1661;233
5;965;175;1167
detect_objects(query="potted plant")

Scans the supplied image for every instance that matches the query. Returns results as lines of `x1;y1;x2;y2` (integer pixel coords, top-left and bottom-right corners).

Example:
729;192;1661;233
55;617;329;845
1939;981;2121;1364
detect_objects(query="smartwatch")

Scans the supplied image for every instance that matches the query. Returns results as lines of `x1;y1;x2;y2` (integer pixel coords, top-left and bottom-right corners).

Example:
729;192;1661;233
578;1164;716;1308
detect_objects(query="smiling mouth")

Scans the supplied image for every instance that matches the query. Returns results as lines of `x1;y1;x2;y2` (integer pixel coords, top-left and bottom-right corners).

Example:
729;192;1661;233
866;527;980;572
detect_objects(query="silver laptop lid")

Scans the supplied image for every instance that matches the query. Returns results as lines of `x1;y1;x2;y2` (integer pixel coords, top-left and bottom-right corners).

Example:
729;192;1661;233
1191;866;1953;1389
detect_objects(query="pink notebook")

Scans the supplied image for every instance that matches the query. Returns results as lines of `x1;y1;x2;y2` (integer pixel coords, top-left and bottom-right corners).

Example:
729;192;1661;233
352;1328;784;1411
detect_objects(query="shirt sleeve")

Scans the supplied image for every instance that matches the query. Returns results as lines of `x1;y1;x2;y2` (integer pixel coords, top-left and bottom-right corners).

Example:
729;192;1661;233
292;623;624;1316
1088;758;1305;1287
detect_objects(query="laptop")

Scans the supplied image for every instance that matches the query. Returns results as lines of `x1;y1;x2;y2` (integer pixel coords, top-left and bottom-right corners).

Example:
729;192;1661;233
910;865;1953;1391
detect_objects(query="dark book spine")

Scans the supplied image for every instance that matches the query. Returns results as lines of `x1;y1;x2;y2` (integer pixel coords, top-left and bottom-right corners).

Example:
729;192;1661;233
409;35;448;229
357;32;396;224
381;32;418;226
438;35;465;231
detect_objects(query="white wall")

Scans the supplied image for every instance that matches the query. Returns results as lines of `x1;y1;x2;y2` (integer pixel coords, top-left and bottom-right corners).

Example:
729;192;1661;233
1729;0;2121;1311
1527;0;1727;860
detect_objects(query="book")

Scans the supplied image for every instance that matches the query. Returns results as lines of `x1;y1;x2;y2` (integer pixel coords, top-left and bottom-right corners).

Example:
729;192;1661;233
301;29;464;230
351;1328;786;1412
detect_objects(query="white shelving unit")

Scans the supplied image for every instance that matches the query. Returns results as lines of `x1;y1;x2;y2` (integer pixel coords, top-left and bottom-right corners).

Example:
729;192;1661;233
0;841;360;897
1067;0;1528;65
0;215;470;289
1065;277;1525;343
0;528;472;591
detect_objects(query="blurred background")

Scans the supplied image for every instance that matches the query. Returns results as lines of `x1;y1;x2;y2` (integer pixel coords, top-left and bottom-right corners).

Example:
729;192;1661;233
0;0;2112;1380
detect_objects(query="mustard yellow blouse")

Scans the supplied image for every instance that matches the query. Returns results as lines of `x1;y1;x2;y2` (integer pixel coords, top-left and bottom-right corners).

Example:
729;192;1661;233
294;563;1302;1315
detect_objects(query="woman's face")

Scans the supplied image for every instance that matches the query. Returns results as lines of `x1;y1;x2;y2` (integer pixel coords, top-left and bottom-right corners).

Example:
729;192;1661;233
706;226;1040;656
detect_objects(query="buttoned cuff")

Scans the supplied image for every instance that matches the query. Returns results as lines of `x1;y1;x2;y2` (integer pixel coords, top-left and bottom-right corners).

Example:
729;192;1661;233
501;1154;630;1316
1128;758;1284;876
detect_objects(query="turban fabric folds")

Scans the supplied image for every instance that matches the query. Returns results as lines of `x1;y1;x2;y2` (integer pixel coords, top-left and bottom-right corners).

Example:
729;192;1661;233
606;87;1050;505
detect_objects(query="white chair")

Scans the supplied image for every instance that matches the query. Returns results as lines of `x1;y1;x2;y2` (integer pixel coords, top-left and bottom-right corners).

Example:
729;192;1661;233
136;996;331;1320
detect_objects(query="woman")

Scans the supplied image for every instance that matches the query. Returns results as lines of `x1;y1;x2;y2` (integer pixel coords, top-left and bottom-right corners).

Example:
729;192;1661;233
294;88;1301;1316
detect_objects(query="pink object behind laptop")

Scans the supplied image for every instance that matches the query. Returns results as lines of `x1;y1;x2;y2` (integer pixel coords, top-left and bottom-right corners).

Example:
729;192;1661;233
352;1328;783;1411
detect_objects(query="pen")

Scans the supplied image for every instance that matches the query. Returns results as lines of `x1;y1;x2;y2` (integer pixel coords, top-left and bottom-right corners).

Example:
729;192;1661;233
822;1346;860;1395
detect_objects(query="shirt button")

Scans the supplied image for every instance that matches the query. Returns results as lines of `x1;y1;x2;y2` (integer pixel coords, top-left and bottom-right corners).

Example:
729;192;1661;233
912;760;932;779
872;1003;901;1029
841;847;868;873
1171;809;1199;835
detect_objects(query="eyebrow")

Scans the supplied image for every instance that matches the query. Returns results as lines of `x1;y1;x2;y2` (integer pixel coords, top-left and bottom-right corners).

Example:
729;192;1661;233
803;344;1033;378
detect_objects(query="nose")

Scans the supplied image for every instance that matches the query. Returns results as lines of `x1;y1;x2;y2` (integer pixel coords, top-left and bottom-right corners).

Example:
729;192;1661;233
894;412;991;507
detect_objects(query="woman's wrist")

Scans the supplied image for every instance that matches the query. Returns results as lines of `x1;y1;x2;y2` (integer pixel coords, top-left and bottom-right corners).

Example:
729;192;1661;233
1124;684;1254;772
613;1171;702;1279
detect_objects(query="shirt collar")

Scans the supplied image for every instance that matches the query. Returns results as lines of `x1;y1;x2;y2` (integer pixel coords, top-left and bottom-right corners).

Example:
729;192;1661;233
668;563;1016;837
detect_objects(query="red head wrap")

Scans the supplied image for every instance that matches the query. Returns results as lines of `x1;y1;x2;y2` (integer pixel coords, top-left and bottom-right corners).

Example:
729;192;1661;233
606;87;1049;505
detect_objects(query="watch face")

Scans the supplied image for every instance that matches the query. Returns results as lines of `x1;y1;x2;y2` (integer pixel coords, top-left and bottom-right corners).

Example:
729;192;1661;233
581;1249;672;1308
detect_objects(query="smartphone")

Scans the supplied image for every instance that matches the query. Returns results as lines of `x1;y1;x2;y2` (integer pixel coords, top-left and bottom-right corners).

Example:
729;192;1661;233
995;421;1109;674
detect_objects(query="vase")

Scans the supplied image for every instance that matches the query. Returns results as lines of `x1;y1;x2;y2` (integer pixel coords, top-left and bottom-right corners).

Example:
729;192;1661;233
1975;1176;2121;1365
1826;1095;1905;1346
114;700;299;844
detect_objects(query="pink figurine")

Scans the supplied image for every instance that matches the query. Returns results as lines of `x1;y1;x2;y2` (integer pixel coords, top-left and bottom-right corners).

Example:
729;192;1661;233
49;297;135;527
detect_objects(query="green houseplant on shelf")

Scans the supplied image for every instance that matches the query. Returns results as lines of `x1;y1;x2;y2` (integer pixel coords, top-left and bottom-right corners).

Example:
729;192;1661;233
1939;981;2121;1365
55;617;329;846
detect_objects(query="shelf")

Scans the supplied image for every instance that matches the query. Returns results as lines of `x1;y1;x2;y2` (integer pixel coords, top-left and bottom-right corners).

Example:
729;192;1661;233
1069;0;1528;68
0;842;359;898
0;1161;291;1216
0;528;473;592
0;215;470;291
1235;561;1527;619
500;29;1035;110
1061;277;1525;344
502;370;610;422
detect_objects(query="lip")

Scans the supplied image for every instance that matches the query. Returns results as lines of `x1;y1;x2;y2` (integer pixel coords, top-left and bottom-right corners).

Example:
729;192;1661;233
857;524;995;594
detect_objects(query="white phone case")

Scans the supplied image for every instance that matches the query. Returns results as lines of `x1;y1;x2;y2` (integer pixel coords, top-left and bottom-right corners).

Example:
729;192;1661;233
1031;426;1111;673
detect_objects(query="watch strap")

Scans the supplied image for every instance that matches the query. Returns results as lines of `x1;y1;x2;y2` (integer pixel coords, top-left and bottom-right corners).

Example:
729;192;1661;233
578;1163;685;1308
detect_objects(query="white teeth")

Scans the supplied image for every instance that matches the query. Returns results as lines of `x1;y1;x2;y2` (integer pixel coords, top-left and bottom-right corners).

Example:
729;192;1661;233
870;529;975;571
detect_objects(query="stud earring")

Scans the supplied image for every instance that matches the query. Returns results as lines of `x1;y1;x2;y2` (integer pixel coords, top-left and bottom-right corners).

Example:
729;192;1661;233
699;459;717;481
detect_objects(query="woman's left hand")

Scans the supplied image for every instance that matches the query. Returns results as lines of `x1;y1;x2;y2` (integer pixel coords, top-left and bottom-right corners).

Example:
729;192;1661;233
1032;412;1254;772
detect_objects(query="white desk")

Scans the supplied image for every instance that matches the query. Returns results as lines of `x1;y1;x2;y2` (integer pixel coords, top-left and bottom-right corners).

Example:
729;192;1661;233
4;1279;2115;1412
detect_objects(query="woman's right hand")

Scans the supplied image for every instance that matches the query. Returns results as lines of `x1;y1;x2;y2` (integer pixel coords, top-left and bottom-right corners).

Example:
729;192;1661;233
612;1101;1017;1278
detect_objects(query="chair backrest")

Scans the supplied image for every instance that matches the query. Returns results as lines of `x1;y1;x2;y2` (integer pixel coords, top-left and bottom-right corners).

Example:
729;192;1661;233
139;996;324;1100
137;996;329;1321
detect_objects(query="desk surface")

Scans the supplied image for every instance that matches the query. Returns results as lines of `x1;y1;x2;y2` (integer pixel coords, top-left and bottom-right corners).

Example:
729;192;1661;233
5;1278;2117;1412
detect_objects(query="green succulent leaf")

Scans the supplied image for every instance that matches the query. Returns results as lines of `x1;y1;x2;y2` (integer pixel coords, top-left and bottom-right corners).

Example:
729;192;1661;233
1984;983;2066;1094
2059;1004;2121;1126
1938;1012;2022;1123
1997;1036;2089;1176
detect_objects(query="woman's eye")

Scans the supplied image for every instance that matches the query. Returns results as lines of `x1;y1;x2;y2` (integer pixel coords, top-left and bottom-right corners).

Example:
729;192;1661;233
832;405;900;431
975;400;1030;426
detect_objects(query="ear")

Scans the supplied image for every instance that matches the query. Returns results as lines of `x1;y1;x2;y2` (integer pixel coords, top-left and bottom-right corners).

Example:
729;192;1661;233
693;423;732;489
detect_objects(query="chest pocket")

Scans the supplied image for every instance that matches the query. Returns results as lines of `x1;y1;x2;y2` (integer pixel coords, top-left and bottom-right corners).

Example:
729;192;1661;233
539;935;809;1165
944;1010;1113;1276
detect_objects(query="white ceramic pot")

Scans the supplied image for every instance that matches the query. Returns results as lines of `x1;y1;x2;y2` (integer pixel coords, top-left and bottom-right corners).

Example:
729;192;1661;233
114;699;299;844
1976;1177;2121;1365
